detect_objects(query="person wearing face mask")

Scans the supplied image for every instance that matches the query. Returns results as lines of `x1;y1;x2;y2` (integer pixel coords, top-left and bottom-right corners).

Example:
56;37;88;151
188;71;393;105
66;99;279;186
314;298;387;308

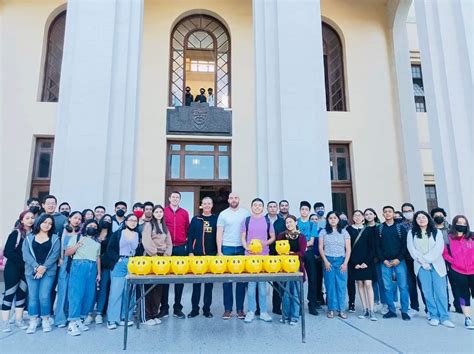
93;214;114;325
443;215;474;330
339;213;349;229
64;219;101;336
184;86;194;106
112;201;127;232
132;202;145;232
59;202;71;218
194;87;207;103
104;214;143;329
54;211;83;328
82;209;95;223
14;198;41;229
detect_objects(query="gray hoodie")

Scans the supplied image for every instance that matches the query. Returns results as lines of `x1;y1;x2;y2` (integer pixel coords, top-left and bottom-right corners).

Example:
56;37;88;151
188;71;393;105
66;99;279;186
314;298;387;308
22;233;60;277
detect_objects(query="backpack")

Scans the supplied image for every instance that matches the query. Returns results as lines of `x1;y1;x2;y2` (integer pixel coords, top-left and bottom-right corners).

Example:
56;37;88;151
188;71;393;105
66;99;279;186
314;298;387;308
244;216;271;240
378;223;402;239
66;234;81;274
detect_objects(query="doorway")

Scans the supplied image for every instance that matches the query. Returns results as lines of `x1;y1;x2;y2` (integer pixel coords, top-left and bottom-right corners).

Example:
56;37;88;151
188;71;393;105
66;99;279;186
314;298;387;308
329;144;354;216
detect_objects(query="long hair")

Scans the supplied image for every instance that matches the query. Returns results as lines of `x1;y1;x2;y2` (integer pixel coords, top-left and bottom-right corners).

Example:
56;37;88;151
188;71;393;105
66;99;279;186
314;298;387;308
449;215;472;240
324;211;342;234
17;210;34;237
364;208;381;224
32;214;55;237
99;214;113;234
411;211;437;239
150;205;168;234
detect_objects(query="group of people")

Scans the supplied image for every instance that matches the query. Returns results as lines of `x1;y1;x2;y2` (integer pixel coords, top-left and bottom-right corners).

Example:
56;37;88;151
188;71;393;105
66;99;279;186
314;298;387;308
1;192;473;338
183;86;215;107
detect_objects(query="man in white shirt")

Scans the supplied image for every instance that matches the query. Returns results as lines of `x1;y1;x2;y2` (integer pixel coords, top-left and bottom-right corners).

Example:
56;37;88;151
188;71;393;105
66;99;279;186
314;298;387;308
207;88;215;107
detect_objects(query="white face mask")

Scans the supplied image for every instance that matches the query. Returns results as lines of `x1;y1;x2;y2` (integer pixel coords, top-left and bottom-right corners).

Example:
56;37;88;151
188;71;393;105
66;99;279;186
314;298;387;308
403;212;414;220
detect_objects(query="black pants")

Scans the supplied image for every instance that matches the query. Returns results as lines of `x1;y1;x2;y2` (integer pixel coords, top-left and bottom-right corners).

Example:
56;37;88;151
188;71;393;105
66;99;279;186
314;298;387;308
145;284;163;320
406;258;426;311
447;266;462;311
160;245;186;312
191;283;213;313
315;257;325;304
303;249;317;309
347;267;356;306
449;269;474;307
1;264;27;310
272;282;282;312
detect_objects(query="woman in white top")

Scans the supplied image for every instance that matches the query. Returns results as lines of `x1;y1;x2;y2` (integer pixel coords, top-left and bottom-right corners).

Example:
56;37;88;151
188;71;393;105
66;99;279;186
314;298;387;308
407;211;454;328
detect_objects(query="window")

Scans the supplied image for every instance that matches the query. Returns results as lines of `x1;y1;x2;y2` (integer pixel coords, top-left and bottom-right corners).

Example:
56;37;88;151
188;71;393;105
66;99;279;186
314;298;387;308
41;11;67;102
169;15;231;108
411;64;426;112
329;144;353;216
167;142;231;180
31;138;54;198
425;185;438;212
322;23;346;111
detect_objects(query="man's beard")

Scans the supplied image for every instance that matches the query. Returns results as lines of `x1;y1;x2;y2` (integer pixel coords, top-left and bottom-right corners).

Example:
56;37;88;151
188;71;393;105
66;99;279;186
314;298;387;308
230;202;239;208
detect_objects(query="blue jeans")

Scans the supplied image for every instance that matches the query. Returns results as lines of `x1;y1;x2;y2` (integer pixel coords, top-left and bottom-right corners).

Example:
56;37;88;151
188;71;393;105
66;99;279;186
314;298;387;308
282;281;300;321
323;256;348;312
381;260;409;313
247;282;267;313
54;262;70;325
68;260;97;321
96;269;111;315
26;274;55;318
418;268;449;321
107;258;135;323
222;246;246;312
374;263;398;304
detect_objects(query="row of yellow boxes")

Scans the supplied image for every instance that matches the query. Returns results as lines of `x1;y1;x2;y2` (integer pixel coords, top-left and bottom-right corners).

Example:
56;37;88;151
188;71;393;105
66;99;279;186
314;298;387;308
127;255;300;275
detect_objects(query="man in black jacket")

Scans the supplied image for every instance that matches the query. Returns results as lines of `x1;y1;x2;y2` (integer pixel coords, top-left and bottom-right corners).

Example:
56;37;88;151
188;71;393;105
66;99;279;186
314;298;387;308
187;197;217;318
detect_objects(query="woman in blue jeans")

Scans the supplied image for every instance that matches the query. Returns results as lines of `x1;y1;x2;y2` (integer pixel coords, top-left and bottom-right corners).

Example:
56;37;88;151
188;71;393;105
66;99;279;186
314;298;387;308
318;211;351;319
103;214;143;329
22;214;60;334
54;211;83;327
65;219;101;336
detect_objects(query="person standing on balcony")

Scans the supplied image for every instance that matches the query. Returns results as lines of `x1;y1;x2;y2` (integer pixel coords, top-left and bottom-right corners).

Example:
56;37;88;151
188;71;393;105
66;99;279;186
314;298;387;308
185;86;194;106
208;88;215;107
194;88;207;103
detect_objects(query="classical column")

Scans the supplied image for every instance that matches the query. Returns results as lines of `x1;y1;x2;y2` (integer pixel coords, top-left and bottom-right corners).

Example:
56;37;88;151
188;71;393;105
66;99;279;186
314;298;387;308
414;0;473;219
387;0;427;210
50;0;143;210
253;0;332;208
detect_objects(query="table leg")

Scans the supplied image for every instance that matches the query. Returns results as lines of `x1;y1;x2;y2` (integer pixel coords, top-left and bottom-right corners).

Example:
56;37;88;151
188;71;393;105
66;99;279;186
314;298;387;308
123;280;131;350
137;284;145;329
299;279;306;343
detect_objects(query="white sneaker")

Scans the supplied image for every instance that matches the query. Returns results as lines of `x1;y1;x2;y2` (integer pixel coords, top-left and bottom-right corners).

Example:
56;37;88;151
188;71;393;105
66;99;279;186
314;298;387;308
26;318;39;334
107;321;117;330
83;315;94;326
57;323;67;328
1;321;12;333
441;320;455;328
42;318;52;332
15;319;28;330
95;314;103;324
373;303;383;313
145;319;157;326
259;312;272;322
153;318;162;325
380;304;389;315
68;321;81;336
429;319;440;326
76;320;89;332
48;317;55;325
244;311;255;323
407;309;419;317
119;320;134;327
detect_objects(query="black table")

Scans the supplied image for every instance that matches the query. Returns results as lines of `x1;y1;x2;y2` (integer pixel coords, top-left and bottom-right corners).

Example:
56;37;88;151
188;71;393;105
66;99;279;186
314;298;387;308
123;272;305;350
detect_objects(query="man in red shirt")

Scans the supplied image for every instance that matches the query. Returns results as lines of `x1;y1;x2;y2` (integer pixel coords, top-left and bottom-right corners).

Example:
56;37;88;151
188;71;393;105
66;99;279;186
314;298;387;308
159;191;190;319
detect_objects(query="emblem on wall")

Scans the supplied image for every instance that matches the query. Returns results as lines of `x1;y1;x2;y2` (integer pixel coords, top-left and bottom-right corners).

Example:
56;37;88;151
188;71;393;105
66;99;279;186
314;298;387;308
192;108;207;130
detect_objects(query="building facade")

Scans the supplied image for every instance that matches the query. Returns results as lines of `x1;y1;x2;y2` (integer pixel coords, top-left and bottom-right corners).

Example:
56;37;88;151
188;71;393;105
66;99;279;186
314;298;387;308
0;0;472;241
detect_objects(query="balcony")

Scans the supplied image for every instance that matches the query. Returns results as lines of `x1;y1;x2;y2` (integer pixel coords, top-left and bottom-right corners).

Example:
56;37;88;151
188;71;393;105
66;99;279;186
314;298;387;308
166;102;232;136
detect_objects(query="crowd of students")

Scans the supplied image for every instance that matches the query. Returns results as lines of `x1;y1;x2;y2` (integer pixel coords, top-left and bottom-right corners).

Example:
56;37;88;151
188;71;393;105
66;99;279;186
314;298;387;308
1;192;473;337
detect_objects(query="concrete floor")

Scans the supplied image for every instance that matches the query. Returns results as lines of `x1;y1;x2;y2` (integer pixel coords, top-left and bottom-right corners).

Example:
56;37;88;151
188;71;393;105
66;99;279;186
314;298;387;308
0;282;473;353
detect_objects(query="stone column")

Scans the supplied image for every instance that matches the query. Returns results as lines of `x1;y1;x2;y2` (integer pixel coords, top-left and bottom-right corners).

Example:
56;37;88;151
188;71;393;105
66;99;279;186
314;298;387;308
414;0;473;219
253;0;332;208
50;0;143;210
387;0;427;210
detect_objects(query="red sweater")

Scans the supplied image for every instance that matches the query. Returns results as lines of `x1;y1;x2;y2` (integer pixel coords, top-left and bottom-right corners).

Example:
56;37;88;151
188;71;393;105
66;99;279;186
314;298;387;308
443;235;474;275
164;206;190;246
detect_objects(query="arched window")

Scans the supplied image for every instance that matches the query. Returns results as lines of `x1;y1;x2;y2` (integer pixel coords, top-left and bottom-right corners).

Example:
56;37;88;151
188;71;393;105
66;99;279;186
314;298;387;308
322;22;346;111
41;11;66;102
169;14;231;108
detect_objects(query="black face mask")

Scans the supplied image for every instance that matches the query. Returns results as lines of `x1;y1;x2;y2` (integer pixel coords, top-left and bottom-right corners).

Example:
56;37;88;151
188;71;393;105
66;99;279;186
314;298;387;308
433;216;445;225
126;225;136;231
339;220;348;228
100;220;112;230
61;211;70;218
86;227;98;236
29;206;40;214
116;209;126;218
454;225;468;234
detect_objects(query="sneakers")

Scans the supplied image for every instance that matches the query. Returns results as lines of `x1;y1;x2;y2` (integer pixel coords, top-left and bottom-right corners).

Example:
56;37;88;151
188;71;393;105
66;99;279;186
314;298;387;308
16;319;28;330
407;308;419;317
358;310;369;319
401;312;411;321
259;312;272;322
26;318;39;334
465;317;474;330
157;310;169;319
374;302;383;313
42;318;52;333
348;304;355;313
187;310;199;318
289;319;298;326
203;312;213;318
107;321;117;330
380;304;389;315
327;311;335;319
68;321;81;336
173;310;185;319
244;311;255;323
153;318;162;325
429;318;440;326
369;311;378;321
383;311;397;319
222;311;232;320
83;315;94;326
309;307;319;316
145;319;157;326
338;312;348;319
57;323;67;328
441;320;455;328
237;311;246;319
95;314;103;324
76;320;89;332
1;320;12;333
119;320;134;327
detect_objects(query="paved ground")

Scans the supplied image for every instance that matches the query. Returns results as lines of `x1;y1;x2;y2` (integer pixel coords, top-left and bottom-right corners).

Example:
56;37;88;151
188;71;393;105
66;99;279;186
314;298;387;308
0;282;473;353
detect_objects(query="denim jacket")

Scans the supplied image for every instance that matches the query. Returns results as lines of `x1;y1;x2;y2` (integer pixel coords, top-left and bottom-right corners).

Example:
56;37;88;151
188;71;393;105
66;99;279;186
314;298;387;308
22;232;60;277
